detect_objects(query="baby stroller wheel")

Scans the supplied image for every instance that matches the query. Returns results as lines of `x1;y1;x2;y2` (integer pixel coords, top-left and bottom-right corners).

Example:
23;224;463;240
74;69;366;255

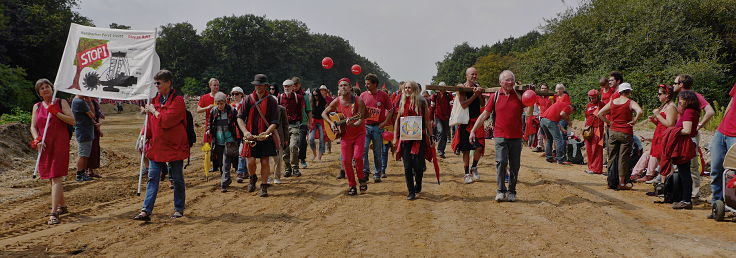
712;200;726;221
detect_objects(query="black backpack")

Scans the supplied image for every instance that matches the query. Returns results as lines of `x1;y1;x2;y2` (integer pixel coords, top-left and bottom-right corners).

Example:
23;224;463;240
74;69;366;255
185;110;196;148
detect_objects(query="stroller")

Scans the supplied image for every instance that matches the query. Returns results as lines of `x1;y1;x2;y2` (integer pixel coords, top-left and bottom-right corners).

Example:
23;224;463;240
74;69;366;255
711;144;736;221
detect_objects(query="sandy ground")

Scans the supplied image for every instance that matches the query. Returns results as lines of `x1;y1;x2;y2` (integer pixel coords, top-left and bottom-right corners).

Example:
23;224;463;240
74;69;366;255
1;111;735;257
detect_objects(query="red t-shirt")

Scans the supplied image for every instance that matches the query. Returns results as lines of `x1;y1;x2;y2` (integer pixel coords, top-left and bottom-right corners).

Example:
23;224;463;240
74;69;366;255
431;92;453;121
279;92;305;123
198;93;215;126
693;91;709;109
600;87;620;105
536;95;553;114
718;83;736;137
555;93;571;104
585;101;604;127
483;91;523;139
676;108;700;137
541;101;571;122
360;90;391;125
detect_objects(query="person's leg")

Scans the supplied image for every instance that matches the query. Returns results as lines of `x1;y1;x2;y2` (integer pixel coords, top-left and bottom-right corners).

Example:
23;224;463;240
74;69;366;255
632;151;651;178
282;132;293;176
272;149;282;180
690;135;701;199
548;122;565;162
142;160;163;213
353;136;366;181
316;123;326;157
362;126;373;176
437;119;449;156
646;156;659;177
607;132;621;178
341;138;357;187
50;177;63;213
401;142;415;194
212;144;223;173
260;158;271;185
541;119;554;160
372;127;384;178
381;142;389;176
221;152;233;190
247;157;257;176
592;126;604;173
709;132;736;203
677;162;693;204
495;138;509;193
76;140;92;180
289;125;301;174
237;154;248;179
169;160;185;213
298;124;308;165
308;126;317;159
508;138;522;194
618;133;633;183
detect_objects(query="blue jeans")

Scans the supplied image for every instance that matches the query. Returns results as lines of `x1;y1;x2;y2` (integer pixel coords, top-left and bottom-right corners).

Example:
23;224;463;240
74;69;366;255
309;122;326;154
236;143;248;176
363;125;384;178
381;142;390;174
541;118;565;162
495;138;522;193
435;119;449;155
710;131;736;203
142;160;185;213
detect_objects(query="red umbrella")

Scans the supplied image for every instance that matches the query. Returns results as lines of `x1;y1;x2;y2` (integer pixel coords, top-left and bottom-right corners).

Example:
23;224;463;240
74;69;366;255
428;147;441;184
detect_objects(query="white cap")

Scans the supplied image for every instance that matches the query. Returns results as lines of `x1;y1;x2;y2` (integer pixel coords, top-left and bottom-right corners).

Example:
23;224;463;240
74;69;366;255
230;86;244;94
282;79;295;86
319;85;328;90
617;82;633;93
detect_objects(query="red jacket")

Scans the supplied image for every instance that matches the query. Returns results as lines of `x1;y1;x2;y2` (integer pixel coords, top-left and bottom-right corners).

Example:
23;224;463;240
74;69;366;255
658;126;696;176
146;89;190;162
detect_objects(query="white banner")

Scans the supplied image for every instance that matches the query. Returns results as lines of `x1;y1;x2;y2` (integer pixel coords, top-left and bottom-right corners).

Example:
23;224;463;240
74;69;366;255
54;23;160;100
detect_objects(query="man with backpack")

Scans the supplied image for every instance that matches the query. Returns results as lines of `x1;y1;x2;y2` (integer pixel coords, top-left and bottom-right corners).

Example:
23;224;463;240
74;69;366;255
279;79;305;177
470;70;526;202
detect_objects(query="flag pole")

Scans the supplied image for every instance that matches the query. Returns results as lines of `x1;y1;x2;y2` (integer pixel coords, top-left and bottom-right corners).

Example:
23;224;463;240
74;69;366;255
137;27;158;196
32;88;59;179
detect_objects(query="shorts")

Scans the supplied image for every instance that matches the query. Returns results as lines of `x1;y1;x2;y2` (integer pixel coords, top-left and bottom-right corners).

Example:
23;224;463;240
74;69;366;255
78;140;93;157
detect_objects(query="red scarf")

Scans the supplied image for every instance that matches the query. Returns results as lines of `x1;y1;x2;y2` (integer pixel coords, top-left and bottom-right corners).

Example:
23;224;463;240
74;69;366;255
242;92;271;157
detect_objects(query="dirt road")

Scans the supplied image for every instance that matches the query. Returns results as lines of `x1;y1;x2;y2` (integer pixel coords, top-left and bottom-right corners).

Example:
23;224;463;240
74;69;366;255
1;112;735;257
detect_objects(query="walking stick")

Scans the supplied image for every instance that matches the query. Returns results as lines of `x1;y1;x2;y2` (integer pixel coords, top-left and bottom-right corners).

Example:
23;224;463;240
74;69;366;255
32;88;59;179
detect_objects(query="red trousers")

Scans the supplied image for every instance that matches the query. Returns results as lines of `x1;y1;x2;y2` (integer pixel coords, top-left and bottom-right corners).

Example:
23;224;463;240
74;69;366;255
585;126;604;173
341;135;366;187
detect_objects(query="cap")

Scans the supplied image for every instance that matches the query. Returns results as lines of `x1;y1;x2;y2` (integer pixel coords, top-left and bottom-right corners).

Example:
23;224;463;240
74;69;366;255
617;82;632;93
282;79;295;86
231;86;244;94
319;85;328;90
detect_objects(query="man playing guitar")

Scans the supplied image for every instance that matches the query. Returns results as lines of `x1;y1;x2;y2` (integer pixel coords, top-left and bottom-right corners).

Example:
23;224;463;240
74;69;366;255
322;78;368;195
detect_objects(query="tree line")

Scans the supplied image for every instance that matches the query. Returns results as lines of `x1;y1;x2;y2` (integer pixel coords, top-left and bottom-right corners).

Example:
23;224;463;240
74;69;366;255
0;0;397;115
432;0;736;113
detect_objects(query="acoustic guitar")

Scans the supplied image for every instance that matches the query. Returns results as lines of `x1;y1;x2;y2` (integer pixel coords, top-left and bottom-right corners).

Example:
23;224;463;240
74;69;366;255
324;112;360;141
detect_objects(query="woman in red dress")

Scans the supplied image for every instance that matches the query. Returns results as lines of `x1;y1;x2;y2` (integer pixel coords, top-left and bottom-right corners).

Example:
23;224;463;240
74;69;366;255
30;79;75;225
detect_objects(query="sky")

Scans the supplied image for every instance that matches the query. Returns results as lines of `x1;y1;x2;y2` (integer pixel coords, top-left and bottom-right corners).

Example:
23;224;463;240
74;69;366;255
76;0;581;84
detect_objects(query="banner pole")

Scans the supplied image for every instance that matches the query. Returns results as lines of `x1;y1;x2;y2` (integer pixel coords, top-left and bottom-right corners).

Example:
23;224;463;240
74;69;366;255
137;27;158;196
32;88;59;179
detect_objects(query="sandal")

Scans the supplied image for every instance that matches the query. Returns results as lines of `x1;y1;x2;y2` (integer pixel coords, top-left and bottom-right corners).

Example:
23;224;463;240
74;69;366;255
55;206;69;215
133;211;151;221
170;211;184;219
347;186;357;196
617;182;633;190
47;212;60;225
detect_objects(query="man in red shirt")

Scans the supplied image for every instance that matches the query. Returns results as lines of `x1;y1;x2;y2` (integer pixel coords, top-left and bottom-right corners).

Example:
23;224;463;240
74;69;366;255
197;78;221;172
279;79;305;177
360;73;393;182
673;74;716;199
709;82;736;209
540;100;573;165
431;82;453;158
470;70;525;202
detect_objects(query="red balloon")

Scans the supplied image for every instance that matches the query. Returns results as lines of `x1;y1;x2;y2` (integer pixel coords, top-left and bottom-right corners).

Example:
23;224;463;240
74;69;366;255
521;90;537;107
322;57;333;69
351;64;362;75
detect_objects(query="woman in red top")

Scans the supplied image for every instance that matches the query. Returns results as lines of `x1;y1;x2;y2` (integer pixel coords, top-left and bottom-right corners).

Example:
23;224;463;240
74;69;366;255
31;79;75;225
393;81;433;200
597;83;642;190
323;79;368;195
670;90;701;209
632;85;676;182
583;89;604;174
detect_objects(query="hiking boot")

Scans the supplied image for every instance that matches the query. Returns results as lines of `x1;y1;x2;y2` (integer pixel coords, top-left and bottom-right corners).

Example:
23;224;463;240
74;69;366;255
506;192;516;202
293;167;302;177
259;184;269;197
283;170;292;177
247;175;258;192
359;178;368;193
495;192;505;202
337;170;346;179
463;174;473;184
407;192;416;200
672;201;692;210
374;177;382;183
347;186;357;196
471;167;480;180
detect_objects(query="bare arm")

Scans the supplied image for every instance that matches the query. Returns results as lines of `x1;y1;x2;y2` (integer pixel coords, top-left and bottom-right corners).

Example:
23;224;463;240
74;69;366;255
57;100;75;125
352;99;366;126
657;104;677;127
681;121;693;135
630;101;643;125
30;104;39;139
698;103;715;130
597;102;612;124
469;110;491;143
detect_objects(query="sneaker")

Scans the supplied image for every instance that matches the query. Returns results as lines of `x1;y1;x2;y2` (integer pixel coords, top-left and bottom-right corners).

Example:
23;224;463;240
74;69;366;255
283;170;292;177
407;192;416;200
471;167;480;180
273;178;282;184
347;186;357;196
495;192;505;202
463;174;473;184
76;174;93;182
259;184;269;197
506;192;516;202
300;160;308;169
267;177;273;184
359;178;368;193
374;177;382;183
645;175;662;184
672;201;692;210
293;169;302;177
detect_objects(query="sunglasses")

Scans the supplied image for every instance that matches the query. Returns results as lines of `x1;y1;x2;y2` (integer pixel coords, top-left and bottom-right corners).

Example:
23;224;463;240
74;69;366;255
232;92;242;96
657;93;665;96
154;81;164;85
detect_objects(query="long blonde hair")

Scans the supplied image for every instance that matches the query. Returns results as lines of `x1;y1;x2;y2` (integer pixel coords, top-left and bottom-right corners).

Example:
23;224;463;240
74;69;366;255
399;81;421;115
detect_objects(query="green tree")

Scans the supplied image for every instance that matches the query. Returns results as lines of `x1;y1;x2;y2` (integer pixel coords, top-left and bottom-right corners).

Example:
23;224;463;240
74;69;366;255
0;64;34;114
472;53;517;87
432;42;490;86
156;22;210;93
109;23;131;29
